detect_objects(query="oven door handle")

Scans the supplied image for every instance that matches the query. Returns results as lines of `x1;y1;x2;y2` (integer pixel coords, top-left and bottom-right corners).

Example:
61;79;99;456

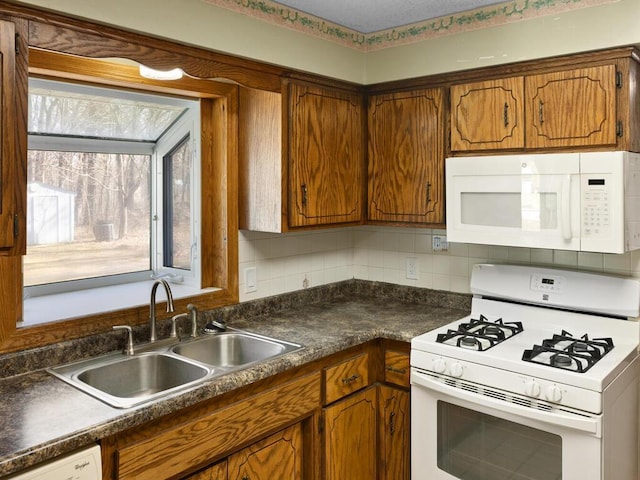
411;370;601;435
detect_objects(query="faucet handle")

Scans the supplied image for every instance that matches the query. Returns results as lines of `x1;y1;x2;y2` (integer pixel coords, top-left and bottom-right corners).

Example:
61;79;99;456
187;304;198;338
170;313;188;338
113;325;135;355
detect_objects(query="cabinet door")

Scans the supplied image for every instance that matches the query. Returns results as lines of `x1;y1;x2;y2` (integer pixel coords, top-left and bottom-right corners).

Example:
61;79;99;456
368;88;444;224
184;461;227;480
323;386;376;480
0;20;16;250
378;385;410;480
228;423;303;480
525;65;617;149
451;77;525;151
288;83;364;227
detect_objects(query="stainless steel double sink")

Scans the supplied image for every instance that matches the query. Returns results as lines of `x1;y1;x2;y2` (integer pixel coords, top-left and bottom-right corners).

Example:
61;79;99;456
48;330;302;408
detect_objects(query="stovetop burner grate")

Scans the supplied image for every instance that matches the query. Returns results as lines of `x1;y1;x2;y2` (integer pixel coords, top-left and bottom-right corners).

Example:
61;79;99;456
522;330;614;373
435;314;524;351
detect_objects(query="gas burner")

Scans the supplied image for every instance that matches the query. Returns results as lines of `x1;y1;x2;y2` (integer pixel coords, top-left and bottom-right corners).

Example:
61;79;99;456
435;314;524;351
522;330;614;373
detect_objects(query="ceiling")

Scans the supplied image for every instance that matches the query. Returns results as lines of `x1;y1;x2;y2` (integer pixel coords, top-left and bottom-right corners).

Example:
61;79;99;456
270;0;505;34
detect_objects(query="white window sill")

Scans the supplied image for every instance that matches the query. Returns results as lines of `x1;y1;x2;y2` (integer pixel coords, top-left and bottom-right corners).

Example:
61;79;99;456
21;280;217;327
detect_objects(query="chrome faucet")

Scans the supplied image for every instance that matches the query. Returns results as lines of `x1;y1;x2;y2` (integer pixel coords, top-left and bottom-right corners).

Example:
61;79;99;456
149;279;175;342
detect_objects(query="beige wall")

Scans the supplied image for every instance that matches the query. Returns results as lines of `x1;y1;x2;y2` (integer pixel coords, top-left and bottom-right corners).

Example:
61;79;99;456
365;0;640;83
15;0;640;301
14;0;640;84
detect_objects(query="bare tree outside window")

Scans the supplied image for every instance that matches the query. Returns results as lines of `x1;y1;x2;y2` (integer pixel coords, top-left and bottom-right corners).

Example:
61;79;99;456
24;78;196;290
25;150;151;286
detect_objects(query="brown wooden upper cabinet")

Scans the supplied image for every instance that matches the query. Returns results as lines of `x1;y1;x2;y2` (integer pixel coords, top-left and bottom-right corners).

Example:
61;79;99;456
288;82;364;228
368;88;445;225
525;65;616;149
239;82;364;232
451;64;622;152
450;77;524;151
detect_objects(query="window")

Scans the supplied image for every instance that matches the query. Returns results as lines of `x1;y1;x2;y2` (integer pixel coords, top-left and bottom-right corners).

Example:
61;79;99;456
25;78;201;297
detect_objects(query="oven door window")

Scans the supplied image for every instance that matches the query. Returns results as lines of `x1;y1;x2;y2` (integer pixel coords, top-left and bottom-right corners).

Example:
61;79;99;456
437;401;562;479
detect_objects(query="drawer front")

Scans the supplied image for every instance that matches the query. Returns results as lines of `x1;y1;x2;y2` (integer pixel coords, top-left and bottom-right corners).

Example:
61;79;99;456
384;350;410;388
323;352;369;404
117;372;320;480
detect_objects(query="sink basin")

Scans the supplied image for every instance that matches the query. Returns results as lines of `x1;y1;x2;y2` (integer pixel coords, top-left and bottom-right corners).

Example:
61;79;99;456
49;352;210;409
49;330;302;409
172;331;301;367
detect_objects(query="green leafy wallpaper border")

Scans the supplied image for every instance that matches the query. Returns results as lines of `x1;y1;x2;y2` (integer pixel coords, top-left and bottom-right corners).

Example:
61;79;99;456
201;0;617;51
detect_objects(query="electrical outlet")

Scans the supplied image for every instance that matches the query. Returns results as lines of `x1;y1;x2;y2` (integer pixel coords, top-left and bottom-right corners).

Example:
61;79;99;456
432;235;448;252
406;257;418;280
244;266;257;293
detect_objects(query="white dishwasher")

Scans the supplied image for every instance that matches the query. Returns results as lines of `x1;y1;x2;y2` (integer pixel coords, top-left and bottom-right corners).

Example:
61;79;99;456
6;445;101;480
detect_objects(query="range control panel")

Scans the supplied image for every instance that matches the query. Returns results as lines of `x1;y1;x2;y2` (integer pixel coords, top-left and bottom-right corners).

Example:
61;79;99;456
530;274;565;294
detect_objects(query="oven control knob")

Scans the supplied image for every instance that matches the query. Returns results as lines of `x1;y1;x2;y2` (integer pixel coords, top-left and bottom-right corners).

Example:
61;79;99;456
450;362;464;378
524;380;541;397
545;385;562;402
432;358;447;373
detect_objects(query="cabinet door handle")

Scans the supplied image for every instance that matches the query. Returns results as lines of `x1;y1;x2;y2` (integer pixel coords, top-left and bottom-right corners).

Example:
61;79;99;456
385;366;407;374
301;183;308;207
426;182;432;204
538;100;545;124
503;102;509;127
242;476;250;480
389;411;396;435
342;374;361;385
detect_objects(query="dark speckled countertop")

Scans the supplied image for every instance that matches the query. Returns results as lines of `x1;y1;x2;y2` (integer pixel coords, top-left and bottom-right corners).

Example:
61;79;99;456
0;280;470;478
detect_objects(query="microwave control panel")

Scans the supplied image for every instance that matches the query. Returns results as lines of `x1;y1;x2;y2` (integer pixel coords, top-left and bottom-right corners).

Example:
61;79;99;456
581;174;611;237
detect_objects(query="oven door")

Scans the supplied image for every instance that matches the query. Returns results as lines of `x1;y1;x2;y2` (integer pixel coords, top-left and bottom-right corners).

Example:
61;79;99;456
411;368;602;480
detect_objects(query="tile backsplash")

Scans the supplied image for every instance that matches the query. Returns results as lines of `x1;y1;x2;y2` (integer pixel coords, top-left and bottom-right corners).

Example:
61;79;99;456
239;226;640;302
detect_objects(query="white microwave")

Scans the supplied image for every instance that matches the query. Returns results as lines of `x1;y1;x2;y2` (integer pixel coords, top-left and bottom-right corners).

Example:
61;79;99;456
445;151;640;253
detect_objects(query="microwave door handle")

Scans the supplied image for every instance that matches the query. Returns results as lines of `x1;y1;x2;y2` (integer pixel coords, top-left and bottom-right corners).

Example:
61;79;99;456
561;175;572;241
411;370;600;435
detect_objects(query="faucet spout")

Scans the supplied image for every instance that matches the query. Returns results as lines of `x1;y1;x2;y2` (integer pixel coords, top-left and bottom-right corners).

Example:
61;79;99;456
149;279;175;342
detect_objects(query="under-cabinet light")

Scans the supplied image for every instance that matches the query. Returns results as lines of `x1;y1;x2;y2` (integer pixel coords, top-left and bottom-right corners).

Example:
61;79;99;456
139;65;184;80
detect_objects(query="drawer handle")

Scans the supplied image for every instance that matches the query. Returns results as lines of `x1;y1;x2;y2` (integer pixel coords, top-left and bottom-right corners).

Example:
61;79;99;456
342;374;361;385
385;366;407;375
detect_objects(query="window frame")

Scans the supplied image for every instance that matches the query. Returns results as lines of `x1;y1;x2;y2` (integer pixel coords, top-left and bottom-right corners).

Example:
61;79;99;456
0;48;239;353
153;110;201;285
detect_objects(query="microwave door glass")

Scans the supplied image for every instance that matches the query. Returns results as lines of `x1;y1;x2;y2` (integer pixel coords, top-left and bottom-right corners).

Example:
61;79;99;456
459;192;558;230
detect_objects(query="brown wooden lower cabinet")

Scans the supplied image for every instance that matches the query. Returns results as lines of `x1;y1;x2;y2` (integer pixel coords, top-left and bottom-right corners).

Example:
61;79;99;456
228;423;303;480
378;385;410;480
323;386;377;480
184;461;227;480
101;342;411;480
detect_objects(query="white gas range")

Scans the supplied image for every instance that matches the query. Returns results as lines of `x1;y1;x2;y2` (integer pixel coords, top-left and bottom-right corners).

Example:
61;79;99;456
411;264;640;480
